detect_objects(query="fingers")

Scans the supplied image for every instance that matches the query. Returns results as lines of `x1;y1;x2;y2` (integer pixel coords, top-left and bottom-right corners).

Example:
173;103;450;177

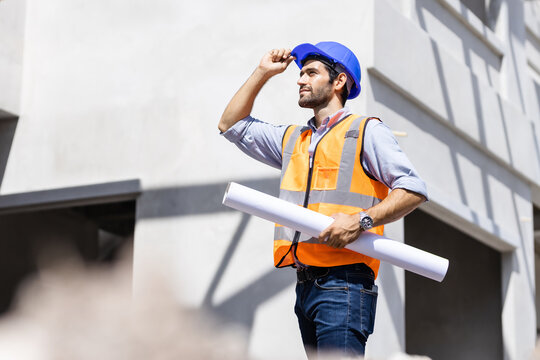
269;49;280;62
260;48;295;76
318;226;331;244
319;215;339;244
283;48;292;60
319;227;346;249
317;213;359;249
319;224;349;249
327;236;345;249
269;48;293;63
285;56;295;66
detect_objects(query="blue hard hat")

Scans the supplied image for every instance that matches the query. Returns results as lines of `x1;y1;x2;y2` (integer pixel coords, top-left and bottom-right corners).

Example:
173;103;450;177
291;41;361;99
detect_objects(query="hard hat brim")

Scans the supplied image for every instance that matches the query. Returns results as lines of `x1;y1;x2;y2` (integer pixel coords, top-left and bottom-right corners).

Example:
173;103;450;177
291;43;331;69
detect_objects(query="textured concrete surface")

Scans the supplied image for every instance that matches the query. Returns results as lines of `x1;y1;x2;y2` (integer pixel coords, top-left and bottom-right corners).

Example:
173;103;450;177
0;0;538;359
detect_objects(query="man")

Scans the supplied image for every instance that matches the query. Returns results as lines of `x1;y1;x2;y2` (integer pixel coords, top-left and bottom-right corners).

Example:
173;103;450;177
218;42;427;358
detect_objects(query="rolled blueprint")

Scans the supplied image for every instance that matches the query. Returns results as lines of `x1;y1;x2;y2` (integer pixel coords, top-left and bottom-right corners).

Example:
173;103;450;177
223;182;449;282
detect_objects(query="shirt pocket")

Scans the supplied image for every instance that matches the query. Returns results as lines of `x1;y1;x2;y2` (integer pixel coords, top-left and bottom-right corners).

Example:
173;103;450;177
312;166;339;191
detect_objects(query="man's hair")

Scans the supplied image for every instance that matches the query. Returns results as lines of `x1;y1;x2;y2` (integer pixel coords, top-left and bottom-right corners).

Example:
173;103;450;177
302;55;349;105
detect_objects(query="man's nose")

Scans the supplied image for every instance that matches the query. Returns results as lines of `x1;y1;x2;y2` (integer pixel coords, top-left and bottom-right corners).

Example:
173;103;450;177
297;74;308;86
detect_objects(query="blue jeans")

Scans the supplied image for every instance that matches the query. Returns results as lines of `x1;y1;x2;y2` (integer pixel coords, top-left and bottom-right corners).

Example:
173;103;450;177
294;264;378;358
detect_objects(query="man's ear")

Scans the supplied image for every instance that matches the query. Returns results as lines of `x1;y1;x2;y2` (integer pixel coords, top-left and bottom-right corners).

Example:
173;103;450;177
334;73;348;91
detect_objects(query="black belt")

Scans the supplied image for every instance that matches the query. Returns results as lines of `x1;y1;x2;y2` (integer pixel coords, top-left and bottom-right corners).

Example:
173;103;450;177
296;263;374;283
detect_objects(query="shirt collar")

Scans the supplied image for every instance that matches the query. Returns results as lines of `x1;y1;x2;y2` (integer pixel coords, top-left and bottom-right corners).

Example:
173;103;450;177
307;106;352;131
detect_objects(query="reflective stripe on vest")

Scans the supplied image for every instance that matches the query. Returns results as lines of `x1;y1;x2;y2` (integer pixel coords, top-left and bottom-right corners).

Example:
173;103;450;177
273;115;389;278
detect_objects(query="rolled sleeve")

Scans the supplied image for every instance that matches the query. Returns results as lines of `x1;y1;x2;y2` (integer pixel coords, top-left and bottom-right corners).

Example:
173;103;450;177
362;121;428;200
221;121;246;143
221;115;288;170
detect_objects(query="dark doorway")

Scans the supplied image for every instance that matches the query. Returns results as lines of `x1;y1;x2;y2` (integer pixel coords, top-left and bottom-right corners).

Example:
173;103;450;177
0;200;136;315
0;113;18;189
405;210;503;360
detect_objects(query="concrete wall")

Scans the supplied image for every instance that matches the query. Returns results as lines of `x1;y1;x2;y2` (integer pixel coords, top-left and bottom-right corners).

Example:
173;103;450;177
0;0;25;115
0;0;538;359
365;2;538;359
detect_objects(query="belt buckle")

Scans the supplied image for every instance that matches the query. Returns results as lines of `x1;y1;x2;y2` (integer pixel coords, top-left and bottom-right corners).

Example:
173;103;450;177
297;266;326;283
297;269;308;283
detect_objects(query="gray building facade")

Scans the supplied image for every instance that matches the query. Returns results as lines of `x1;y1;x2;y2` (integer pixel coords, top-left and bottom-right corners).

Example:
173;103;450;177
1;0;539;359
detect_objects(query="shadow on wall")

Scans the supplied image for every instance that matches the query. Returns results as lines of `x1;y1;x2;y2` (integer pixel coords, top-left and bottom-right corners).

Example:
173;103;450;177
138;177;279;219
372;69;535;300
375;1;532;238
138;177;297;334
0;111;18;189
371;5;539;339
533;82;540;167
0;254;442;360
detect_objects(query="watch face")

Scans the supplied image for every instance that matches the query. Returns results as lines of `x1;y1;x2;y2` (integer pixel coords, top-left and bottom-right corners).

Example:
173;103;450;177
361;216;373;230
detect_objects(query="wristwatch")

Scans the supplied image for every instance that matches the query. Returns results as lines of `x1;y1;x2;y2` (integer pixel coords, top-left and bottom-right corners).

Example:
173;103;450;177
358;212;373;231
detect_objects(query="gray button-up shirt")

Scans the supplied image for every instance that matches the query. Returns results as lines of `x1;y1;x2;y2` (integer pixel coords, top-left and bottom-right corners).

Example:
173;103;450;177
221;107;427;199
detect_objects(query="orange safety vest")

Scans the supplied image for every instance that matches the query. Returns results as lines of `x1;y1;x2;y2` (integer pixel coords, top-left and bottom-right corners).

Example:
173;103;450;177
273;115;389;278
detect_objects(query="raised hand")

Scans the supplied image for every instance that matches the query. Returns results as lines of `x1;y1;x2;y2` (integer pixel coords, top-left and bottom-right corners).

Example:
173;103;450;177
218;47;295;133
258;48;295;78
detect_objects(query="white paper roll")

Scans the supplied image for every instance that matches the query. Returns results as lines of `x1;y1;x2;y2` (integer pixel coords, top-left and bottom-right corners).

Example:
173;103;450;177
223;182;449;282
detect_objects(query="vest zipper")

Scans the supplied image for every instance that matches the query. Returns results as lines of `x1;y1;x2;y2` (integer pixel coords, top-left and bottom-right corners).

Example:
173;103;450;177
291;115;354;263
302;115;350;209
289;144;314;265
303;157;314;208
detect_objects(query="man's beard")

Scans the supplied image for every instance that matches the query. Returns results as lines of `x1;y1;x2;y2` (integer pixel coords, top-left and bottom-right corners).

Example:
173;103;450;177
298;84;333;108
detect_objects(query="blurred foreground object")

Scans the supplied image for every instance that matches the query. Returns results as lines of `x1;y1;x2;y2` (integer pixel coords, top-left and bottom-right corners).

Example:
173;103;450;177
0;252;248;360
0;247;449;360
